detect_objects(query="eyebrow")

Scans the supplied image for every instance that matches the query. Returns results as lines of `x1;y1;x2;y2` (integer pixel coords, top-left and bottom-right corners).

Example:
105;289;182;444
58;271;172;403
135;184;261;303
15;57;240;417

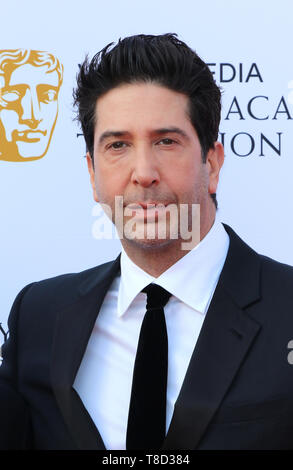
154;127;189;139
97;127;190;147
2;84;59;93
98;130;129;146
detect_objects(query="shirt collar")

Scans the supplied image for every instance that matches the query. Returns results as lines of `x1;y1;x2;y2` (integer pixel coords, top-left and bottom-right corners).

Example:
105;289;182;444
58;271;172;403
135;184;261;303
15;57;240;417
117;215;230;317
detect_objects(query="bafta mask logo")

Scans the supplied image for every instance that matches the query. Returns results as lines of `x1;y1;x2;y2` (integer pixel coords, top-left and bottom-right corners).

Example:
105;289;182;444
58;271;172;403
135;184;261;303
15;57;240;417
0;49;63;162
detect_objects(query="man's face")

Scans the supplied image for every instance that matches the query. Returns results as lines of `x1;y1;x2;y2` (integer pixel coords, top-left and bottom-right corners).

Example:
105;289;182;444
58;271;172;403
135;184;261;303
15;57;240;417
0;63;59;161
87;82;223;251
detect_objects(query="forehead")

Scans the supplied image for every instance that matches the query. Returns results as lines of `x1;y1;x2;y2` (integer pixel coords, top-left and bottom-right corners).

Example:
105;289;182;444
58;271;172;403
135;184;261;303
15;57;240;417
94;83;191;130
8;64;59;87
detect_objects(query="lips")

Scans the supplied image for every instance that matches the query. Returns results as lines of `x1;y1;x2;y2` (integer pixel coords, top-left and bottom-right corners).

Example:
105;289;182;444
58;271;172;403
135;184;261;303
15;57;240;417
126;201;171;209
125;202;174;224
14;130;47;142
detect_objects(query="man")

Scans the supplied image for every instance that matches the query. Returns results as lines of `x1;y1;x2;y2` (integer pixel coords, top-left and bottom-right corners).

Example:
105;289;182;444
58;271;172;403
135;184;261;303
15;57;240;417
0;49;63;162
1;33;293;450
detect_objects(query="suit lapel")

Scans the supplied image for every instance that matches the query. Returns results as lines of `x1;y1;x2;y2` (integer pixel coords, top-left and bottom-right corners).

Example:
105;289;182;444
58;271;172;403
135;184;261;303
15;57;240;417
162;224;262;450
50;254;121;450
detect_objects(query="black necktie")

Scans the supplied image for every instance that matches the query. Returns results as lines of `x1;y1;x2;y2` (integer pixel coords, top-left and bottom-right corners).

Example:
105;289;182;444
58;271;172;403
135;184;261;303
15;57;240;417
126;283;172;450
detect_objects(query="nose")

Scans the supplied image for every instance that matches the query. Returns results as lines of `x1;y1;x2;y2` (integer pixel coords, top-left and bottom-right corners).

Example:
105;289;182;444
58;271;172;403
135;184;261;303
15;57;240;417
131;145;160;188
19;88;42;128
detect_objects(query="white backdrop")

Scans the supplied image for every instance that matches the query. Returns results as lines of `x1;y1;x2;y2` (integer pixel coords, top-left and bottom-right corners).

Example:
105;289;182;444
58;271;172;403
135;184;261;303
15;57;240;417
1;0;293;333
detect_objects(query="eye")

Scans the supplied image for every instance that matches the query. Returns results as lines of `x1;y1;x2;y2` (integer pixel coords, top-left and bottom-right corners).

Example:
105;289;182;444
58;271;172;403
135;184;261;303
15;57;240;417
40;90;57;103
157;138;177;146
109;141;127;150
1;90;21;103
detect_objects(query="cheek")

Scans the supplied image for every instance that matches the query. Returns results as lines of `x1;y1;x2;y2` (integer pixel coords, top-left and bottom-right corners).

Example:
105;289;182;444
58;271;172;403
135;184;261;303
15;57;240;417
165;161;199;188
94;167;122;202
41;102;58;123
1;110;19;129
168;165;208;202
96;157;128;184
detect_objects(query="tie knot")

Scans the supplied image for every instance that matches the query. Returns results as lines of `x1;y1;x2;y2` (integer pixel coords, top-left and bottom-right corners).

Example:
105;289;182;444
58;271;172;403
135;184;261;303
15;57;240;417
142;283;172;309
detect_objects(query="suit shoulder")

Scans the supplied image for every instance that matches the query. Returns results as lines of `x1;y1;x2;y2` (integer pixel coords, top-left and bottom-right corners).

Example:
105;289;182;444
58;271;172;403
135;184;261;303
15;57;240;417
224;223;293;281
16;258;119;311
259;253;293;276
35;259;116;287
258;253;293;295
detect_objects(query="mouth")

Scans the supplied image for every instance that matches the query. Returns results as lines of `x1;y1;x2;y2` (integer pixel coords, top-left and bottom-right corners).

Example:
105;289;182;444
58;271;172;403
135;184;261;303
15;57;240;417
126;201;172;209
14;130;47;142
125;202;175;222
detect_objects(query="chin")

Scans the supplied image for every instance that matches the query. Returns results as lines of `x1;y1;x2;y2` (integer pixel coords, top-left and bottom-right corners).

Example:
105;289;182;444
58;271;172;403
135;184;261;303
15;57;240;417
125;236;178;252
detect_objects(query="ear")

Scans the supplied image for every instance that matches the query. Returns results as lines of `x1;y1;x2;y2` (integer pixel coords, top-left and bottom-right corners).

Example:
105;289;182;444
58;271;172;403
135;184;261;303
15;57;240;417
86;152;99;202
206;141;225;195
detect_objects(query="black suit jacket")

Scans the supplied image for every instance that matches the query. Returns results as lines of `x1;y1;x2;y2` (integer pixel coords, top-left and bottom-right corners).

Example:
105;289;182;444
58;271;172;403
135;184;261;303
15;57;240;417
1;224;293;450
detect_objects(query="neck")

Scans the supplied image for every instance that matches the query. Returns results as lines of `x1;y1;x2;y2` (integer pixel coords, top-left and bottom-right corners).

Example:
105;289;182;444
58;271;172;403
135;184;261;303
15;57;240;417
120;212;216;277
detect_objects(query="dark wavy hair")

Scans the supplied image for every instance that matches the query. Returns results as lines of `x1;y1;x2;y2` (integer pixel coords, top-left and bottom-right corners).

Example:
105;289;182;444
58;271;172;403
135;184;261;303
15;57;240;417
73;33;221;208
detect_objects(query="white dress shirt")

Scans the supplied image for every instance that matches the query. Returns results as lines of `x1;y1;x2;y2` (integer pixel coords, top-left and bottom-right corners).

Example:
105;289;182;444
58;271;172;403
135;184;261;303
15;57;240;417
73;216;230;450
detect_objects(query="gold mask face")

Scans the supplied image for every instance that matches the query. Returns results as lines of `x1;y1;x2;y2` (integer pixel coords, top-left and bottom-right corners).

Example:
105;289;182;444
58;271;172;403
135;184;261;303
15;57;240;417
0;50;63;162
